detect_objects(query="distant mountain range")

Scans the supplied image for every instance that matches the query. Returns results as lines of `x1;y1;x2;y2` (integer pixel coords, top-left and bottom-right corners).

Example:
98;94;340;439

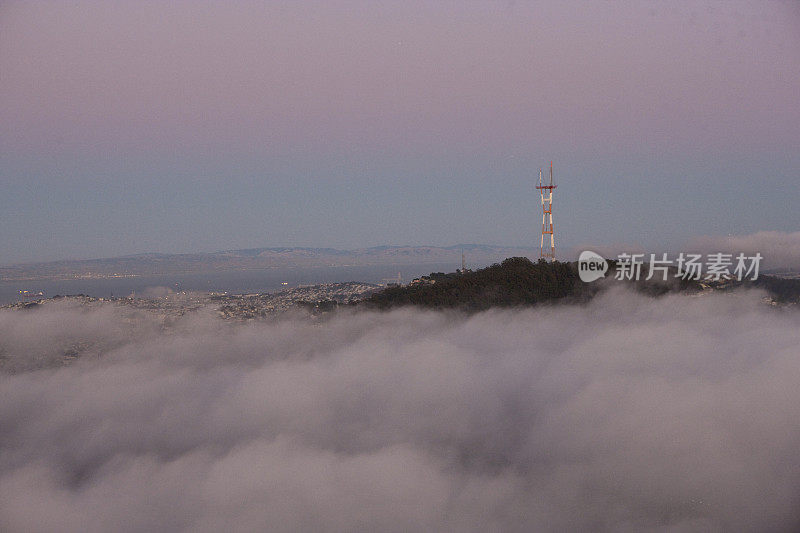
0;245;538;281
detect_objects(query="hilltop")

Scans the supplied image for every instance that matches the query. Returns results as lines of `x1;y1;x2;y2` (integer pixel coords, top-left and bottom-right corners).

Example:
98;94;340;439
361;257;800;311
363;257;582;310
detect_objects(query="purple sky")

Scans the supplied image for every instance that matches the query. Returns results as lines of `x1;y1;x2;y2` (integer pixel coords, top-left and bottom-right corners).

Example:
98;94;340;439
1;1;798;263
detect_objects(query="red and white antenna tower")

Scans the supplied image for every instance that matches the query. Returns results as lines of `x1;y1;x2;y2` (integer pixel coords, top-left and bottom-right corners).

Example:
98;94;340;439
535;161;557;261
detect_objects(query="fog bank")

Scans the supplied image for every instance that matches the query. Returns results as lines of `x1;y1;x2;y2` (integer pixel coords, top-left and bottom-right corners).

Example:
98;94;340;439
1;290;799;531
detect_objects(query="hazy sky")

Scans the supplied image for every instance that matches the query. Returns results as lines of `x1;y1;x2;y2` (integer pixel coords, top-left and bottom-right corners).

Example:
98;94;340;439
1;1;798;263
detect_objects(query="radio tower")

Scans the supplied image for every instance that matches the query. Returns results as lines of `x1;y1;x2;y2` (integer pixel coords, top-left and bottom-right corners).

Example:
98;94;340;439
535;161;557;261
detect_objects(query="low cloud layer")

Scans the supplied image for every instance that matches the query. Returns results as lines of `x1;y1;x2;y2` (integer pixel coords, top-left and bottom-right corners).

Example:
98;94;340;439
1;291;800;532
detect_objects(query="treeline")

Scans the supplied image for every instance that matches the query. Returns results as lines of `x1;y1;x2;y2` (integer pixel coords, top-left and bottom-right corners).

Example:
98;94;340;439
748;276;800;303
361;257;584;311
327;257;798;313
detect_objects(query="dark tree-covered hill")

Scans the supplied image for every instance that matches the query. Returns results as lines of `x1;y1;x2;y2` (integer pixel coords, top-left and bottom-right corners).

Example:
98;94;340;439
356;257;799;312
362;257;586;311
